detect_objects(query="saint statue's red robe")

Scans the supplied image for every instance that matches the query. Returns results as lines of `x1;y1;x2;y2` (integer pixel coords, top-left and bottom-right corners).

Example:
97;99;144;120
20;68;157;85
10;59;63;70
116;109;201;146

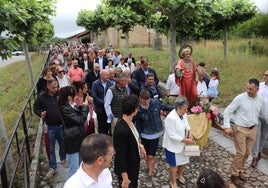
174;58;198;107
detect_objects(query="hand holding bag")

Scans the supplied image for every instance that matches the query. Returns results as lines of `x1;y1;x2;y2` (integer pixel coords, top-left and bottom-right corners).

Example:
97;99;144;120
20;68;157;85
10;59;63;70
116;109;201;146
184;143;200;157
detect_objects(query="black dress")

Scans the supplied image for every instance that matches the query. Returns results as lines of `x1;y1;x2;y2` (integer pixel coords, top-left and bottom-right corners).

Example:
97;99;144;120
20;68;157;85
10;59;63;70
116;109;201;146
113;119;140;188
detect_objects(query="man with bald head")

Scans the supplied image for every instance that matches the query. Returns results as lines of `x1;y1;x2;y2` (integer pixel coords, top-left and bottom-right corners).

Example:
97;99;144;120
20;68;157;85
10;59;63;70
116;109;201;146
92;69;114;134
68;59;83;82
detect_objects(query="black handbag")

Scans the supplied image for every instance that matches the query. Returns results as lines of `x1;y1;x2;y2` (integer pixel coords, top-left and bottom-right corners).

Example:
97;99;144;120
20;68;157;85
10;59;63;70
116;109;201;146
64;125;84;139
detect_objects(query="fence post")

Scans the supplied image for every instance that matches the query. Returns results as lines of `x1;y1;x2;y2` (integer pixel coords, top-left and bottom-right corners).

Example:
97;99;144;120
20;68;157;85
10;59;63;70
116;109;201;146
0;108;14;178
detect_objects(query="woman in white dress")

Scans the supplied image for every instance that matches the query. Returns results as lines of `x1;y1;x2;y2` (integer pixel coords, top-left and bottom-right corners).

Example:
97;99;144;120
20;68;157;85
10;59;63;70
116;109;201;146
163;97;194;188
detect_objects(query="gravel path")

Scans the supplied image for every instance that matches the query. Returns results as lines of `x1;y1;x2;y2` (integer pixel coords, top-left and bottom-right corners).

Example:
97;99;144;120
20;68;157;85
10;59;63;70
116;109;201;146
36;135;268;188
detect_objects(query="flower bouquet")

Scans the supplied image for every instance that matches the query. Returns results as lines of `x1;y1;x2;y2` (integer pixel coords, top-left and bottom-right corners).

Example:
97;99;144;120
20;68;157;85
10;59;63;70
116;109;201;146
190;102;218;119
187;96;217;149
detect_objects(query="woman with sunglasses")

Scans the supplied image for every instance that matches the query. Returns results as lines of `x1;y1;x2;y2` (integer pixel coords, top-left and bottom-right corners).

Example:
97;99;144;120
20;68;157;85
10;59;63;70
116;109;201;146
56;66;71;88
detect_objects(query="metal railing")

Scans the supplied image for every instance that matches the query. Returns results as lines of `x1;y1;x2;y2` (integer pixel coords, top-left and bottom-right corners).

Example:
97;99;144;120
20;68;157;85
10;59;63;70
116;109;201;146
0;53;49;188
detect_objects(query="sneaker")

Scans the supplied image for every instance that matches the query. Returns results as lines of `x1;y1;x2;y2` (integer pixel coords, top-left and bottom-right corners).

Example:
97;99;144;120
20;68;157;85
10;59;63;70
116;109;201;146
61;159;68;168
145;175;153;187
46;168;55;178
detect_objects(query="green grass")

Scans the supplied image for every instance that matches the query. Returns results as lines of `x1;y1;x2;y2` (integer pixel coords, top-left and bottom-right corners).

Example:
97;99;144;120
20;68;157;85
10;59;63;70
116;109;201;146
0;53;47;132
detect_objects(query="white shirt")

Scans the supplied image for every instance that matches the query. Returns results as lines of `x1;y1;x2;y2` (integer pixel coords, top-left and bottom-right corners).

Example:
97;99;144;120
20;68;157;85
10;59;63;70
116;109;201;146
223;92;265;128
84;60;89;70
64;163;112;188
163;109;190;153
111;55;122;66
208;79;219;90
95;57;104;70
124;63;136;73
56;75;71;88
258;82;268;118
104;88;114;123
117;63;127;72
166;74;179;95
197;80;207;96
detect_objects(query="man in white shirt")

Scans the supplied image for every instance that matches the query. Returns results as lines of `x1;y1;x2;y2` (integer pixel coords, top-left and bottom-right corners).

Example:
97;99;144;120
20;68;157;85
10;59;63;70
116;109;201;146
166;73;180;97
223;78;265;187
94;50;108;71
111;50;122;67
251;70;268;168
196;67;207;97
165;73;180;105
64;133;114;188
125;59;136;74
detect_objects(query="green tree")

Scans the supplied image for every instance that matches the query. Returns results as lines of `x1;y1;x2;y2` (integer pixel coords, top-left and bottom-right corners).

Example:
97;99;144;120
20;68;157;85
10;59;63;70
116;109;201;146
104;0;154;53
212;0;257;59
31;22;55;53
0;0;56;86
108;6;142;55
142;0;207;71
233;13;268;38
76;10;96;43
77;4;114;47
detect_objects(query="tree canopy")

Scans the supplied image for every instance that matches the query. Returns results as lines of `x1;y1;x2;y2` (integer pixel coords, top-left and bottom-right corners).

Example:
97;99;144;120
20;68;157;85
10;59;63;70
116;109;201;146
233;13;268;38
0;0;56;87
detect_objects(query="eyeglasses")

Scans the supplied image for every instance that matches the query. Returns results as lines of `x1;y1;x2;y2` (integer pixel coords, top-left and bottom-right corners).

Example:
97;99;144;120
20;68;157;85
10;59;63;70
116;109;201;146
58;70;64;73
50;67;56;70
264;74;268;77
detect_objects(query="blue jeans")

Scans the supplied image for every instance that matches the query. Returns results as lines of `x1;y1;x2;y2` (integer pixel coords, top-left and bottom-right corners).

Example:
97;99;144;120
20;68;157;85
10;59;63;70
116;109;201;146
66;152;81;179
48;126;66;169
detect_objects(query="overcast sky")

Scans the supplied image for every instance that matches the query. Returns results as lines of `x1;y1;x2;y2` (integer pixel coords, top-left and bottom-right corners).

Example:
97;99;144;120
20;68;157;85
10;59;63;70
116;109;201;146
51;0;268;38
51;0;101;38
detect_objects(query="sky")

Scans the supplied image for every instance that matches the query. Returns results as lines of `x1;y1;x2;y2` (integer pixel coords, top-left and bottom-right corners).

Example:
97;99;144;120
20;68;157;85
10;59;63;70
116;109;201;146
51;0;101;38
51;0;268;38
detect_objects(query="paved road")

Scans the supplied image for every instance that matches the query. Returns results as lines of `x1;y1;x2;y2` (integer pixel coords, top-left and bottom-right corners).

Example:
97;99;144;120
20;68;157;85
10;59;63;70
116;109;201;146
0;55;25;69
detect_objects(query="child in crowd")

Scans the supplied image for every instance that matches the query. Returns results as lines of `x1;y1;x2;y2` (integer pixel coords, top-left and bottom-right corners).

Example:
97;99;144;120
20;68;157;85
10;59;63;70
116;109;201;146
207;69;220;99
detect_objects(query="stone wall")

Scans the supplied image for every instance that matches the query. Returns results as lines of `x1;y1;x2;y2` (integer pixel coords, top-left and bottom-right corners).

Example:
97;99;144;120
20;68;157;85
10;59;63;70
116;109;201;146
98;25;167;48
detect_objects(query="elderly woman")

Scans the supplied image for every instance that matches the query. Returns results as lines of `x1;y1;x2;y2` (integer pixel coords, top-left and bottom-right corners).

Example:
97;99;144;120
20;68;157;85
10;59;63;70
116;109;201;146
163;97;194;188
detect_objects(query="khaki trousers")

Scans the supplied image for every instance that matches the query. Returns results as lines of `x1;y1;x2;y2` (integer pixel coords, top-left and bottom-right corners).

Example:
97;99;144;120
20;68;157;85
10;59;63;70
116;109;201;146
231;125;258;176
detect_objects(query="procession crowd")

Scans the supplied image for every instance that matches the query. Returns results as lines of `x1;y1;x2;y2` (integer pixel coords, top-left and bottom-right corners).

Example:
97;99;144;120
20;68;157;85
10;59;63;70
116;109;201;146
33;42;268;188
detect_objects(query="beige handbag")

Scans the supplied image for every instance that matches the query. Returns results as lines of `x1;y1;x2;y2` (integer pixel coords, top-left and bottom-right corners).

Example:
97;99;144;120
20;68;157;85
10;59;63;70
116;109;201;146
184;144;200;157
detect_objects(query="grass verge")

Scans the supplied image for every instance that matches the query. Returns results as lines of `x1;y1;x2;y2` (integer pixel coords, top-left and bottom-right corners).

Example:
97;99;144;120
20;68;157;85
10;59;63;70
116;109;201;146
0;53;47;133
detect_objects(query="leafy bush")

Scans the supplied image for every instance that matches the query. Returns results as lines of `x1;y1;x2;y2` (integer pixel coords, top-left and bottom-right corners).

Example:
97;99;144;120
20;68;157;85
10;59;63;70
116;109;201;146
233;13;268;38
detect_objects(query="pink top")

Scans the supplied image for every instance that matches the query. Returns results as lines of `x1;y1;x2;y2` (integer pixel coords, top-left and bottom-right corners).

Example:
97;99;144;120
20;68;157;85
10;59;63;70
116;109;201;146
68;68;83;82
